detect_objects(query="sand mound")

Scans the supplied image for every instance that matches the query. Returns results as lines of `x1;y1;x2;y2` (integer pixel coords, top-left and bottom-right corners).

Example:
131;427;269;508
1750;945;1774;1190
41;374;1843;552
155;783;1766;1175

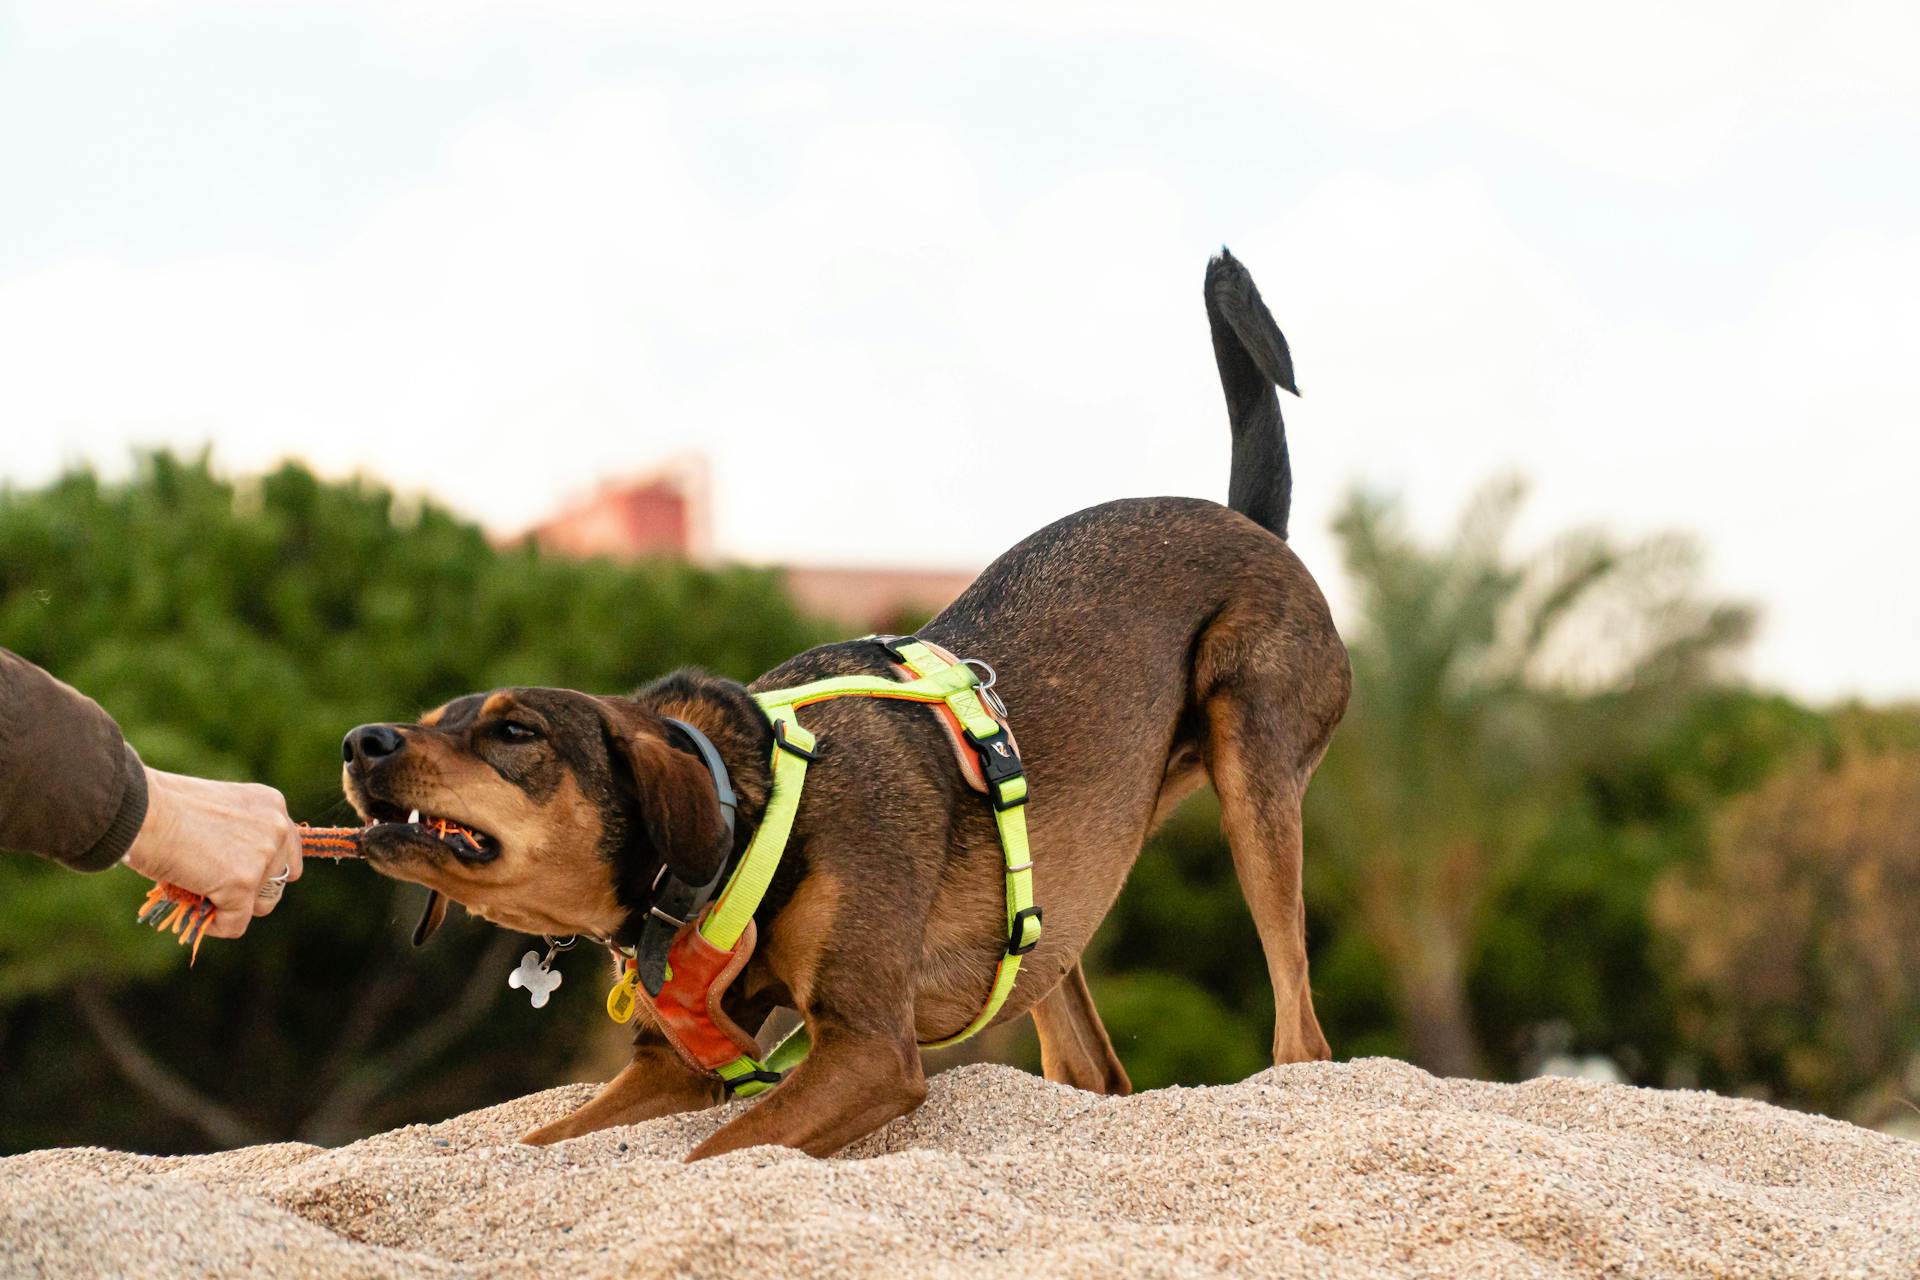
4;1059;1916;1278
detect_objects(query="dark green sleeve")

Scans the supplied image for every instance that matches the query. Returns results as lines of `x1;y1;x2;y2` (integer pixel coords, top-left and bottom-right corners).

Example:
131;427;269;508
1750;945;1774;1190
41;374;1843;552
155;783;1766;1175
0;649;149;871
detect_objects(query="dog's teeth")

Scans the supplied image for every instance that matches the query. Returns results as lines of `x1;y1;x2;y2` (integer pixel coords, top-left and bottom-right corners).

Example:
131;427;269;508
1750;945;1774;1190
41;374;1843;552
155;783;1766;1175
407;809;420;825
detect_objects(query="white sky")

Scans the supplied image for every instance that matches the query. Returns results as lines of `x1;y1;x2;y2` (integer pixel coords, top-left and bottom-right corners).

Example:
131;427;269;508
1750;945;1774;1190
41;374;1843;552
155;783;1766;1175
1;2;1916;700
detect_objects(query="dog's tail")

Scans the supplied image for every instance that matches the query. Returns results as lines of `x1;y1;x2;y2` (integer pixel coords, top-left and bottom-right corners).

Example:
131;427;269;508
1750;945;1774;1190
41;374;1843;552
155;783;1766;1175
1205;248;1300;540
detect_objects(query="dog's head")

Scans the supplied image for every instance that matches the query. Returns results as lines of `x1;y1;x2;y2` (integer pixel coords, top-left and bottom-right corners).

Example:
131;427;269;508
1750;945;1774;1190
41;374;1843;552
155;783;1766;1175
340;687;731;944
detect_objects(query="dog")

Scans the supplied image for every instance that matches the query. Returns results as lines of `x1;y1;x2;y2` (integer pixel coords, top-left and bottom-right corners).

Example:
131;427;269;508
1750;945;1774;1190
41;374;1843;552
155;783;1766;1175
340;251;1349;1159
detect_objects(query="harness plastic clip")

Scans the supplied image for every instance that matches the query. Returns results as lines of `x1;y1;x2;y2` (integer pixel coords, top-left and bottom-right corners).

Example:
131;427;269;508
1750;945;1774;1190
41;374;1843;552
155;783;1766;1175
721;1067;784;1095
772;719;819;761
1007;905;1043;955
963;725;1023;782
963;725;1027;809
873;633;920;664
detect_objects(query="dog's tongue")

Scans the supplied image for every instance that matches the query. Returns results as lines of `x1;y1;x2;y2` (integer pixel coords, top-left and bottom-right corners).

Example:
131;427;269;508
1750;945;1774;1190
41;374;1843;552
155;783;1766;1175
413;889;449;947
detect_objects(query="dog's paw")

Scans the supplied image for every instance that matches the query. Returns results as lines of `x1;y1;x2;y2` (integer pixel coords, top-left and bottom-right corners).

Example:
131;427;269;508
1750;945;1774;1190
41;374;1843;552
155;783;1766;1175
518;1119;574;1146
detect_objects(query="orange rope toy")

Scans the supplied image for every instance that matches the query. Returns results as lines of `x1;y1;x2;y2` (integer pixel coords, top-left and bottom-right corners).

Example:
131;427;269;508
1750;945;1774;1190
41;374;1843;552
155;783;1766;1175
136;824;367;962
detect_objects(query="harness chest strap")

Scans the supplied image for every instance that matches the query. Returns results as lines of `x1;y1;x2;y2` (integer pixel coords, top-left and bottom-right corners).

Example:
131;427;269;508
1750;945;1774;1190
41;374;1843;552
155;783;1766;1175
605;637;1042;1096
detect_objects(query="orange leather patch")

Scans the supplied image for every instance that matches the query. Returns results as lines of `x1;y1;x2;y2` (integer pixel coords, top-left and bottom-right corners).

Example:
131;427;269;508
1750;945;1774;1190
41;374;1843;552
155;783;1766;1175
651;921;763;1072
894;669;988;793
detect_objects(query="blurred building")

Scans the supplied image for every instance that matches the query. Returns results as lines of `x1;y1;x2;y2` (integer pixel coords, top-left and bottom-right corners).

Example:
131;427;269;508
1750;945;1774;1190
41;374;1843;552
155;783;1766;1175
531;458;712;564
528;458;977;629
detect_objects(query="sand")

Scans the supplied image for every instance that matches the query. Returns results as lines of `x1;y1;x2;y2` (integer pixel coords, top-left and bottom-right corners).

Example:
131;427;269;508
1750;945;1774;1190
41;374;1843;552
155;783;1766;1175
3;1059;1916;1278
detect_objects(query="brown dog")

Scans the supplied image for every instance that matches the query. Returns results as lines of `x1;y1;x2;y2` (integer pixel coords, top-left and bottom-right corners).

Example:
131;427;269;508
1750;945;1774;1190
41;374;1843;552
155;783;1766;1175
340;251;1348;1159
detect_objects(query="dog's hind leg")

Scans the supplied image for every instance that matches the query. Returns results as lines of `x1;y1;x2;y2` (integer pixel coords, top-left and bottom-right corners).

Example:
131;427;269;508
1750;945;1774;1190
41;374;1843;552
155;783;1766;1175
1206;708;1331;1065
520;1029;723;1145
1200;662;1344;1066
1193;568;1347;1067
1031;961;1132;1095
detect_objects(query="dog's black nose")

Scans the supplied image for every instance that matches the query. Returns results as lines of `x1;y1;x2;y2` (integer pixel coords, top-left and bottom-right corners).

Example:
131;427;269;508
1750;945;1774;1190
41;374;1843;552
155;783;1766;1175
343;724;405;765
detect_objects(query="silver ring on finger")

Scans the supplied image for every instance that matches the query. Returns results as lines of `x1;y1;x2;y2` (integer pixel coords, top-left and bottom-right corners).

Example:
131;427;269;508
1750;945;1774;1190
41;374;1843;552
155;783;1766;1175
257;866;291;900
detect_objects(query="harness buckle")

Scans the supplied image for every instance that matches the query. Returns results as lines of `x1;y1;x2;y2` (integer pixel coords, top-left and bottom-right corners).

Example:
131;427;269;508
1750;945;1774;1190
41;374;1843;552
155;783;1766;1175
1006;905;1043;955
963;725;1026;808
963;725;1023;781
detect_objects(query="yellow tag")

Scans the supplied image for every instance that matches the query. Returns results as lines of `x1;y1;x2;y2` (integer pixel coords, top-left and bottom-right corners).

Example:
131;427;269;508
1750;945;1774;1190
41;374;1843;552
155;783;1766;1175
606;969;639;1024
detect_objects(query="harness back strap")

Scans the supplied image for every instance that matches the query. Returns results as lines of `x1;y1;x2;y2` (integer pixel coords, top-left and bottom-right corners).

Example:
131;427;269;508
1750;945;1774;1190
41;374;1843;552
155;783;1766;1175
605;638;1041;1096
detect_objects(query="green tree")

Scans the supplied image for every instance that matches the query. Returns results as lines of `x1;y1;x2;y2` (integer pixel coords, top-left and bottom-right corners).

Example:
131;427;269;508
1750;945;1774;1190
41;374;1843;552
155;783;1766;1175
1655;747;1920;1124
1468;686;1832;1084
1304;479;1751;1077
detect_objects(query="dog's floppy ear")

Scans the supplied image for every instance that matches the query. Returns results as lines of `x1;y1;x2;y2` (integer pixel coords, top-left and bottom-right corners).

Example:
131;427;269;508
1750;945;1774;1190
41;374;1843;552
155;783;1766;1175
597;700;730;888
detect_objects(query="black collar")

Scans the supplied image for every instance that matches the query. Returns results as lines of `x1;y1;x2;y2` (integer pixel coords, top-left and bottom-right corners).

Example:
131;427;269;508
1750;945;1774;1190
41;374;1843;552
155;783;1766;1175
663;716;738;840
623;716;741;995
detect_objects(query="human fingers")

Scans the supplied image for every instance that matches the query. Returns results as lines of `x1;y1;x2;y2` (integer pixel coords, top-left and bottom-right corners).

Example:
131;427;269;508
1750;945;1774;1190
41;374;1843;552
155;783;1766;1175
250;848;295;919
207;874;257;939
278;813;305;884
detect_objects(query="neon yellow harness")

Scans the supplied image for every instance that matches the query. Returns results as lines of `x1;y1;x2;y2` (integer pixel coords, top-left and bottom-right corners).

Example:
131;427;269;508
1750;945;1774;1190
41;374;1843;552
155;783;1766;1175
605;636;1041;1097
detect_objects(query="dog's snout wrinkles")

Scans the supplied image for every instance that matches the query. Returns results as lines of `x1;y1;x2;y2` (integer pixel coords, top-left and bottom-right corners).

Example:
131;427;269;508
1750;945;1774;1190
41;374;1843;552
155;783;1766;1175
344;723;405;765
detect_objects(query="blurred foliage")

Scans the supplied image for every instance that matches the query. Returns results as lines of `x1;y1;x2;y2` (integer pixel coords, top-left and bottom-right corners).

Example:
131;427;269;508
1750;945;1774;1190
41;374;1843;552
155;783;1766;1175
1655;747;1920;1125
2;455;1916;1152
1301;479;1753;1077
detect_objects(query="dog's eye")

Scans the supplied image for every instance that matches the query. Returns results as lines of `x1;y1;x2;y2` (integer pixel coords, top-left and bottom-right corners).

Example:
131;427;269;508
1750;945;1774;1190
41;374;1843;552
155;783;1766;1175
495;721;541;743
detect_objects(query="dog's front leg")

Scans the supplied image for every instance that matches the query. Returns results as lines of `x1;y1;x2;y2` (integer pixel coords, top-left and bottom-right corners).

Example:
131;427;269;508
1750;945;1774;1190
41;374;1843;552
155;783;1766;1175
1032;962;1132;1096
522;1033;723;1145
685;1023;925;1160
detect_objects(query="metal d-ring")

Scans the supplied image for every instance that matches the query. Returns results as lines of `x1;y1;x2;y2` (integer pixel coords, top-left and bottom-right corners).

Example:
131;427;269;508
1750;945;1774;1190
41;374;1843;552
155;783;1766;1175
962;658;1008;717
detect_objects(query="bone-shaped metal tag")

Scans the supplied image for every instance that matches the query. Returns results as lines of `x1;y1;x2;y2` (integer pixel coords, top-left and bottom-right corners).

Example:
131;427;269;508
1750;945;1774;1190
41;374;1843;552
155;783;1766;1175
508;949;563;1008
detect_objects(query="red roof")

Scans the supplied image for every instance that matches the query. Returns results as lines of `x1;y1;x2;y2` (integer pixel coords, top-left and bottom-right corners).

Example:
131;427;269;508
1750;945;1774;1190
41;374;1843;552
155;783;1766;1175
528;462;977;628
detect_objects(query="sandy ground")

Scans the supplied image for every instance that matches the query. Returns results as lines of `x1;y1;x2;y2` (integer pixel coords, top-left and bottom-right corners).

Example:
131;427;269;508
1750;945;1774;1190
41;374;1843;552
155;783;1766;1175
3;1059;1917;1279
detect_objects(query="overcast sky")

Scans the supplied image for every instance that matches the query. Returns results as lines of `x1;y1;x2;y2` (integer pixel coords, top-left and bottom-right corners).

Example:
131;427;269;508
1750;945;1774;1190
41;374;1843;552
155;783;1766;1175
2;2;1916;700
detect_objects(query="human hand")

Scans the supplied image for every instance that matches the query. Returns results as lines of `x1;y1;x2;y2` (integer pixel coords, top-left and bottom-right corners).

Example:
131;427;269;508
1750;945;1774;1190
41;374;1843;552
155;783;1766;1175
122;768;304;939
